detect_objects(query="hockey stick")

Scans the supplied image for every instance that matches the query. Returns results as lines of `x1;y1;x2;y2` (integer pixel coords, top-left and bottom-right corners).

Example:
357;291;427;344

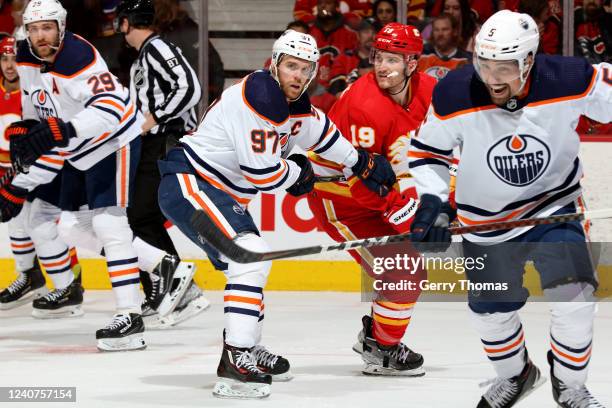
314;175;346;183
190;208;612;264
0;166;16;187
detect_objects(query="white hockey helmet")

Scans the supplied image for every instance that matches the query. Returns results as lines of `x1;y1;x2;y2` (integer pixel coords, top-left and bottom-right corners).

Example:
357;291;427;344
271;29;320;98
474;10;539;86
23;0;68;44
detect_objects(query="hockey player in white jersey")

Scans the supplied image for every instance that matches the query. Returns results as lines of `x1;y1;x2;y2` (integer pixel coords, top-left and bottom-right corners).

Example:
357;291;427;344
408;10;611;408
157;29;397;399
2;0;149;351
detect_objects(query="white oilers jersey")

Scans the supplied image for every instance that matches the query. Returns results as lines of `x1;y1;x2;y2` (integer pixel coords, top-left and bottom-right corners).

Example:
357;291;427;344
15;32;143;172
180;70;358;206
409;55;611;242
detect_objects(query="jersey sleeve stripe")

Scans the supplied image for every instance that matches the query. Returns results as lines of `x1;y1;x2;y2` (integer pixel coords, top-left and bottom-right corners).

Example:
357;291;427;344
252;168;291;191
408;151;453;163
92;105;122;121
243;160;288;185
239;162;281;175
408;158;450;169
313;130;341;154
410;138;454;156
309;116;331;150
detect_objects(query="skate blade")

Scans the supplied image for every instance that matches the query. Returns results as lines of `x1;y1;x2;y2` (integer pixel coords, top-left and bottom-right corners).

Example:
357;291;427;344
96;333;147;352
352;342;364;355
157;262;196;317
171;295;210;326
0;287;48;310
515;374;547;406
212;378;270;399
143;313;175;330
271;371;293;382
31;305;84;319
362;362;426;377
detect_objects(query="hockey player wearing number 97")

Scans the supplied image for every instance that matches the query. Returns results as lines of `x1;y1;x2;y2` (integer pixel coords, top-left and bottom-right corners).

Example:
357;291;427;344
409;10;611;408
157;29;397;399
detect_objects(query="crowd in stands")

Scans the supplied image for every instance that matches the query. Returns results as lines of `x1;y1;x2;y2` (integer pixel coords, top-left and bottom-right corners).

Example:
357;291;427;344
0;0;609;132
0;0;224;104
288;0;611;133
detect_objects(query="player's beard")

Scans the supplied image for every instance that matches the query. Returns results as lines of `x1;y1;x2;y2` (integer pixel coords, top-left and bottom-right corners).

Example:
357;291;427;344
33;38;60;59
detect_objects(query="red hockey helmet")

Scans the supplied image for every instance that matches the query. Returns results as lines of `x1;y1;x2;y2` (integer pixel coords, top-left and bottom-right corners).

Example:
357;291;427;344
373;23;423;56
0;36;16;56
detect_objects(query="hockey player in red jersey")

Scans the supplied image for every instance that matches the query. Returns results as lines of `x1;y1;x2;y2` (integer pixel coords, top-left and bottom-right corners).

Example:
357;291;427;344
307;23;444;376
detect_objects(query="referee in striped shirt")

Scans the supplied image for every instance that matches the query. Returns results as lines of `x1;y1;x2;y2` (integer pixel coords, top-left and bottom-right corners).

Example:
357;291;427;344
115;0;201;299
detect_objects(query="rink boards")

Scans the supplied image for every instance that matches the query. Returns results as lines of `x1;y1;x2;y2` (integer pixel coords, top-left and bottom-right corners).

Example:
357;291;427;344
1;141;611;295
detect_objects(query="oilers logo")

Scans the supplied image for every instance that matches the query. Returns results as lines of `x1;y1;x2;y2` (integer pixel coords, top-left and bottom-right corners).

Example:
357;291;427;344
31;89;58;119
487;134;550;186
425;66;451;80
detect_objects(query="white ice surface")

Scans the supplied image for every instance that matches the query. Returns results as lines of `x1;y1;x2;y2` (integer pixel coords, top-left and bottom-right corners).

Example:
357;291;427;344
1;291;611;408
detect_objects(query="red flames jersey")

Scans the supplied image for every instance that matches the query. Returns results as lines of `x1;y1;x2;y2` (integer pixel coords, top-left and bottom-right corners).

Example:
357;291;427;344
310;71;436;212
0;81;22;170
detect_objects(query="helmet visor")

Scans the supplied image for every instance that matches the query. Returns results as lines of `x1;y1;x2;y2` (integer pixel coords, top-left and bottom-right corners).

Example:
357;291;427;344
474;55;522;85
276;55;317;82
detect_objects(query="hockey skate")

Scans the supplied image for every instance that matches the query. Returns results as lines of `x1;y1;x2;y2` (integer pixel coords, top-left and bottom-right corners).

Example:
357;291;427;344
251;344;293;381
213;342;272;399
96;313;146;352
353;315;425;376
149;254;195;317
477;359;545;408
549;351;605;408
32;278;84;319
143;281;209;329
0;263;47;310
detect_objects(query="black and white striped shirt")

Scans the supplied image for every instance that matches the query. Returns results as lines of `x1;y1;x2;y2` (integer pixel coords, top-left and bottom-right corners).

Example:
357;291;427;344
130;34;201;135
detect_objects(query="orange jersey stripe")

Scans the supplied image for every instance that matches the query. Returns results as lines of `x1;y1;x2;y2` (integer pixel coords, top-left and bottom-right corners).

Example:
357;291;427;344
484;333;525;354
223;295;262;305
108;267;139;278
181;174;233;238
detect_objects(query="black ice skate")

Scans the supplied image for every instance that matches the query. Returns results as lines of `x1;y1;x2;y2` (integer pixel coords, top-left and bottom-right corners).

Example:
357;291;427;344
477;359;545;408
353;315;425;376
148;254;195;317
549;351;605;408
0;263;47;310
32;278;83;319
142;281;209;329
214;342;272;399
96;313;146;352
251;344;292;381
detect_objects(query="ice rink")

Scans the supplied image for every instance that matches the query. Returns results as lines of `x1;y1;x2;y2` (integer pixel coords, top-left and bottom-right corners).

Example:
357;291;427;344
1;291;611;408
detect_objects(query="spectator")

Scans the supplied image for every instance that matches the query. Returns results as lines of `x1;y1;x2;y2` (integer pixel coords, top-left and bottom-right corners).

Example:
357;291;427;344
328;17;376;95
574;0;612;64
294;0;372;25
519;0;561;54
0;0;15;34
153;0;225;103
309;0;358;88
418;13;470;79
62;0;104;39
372;0;397;27
9;0;26;40
430;0;495;24
441;0;479;52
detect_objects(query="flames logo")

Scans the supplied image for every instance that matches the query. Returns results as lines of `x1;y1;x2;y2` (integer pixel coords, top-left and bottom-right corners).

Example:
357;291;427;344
486;134;551;186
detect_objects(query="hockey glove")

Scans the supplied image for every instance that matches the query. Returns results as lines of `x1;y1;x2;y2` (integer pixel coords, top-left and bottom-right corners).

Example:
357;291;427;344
5;120;39;172
410;194;451;253
0;183;28;222
10;117;75;172
383;192;419;234
286;154;315;197
351;149;396;197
